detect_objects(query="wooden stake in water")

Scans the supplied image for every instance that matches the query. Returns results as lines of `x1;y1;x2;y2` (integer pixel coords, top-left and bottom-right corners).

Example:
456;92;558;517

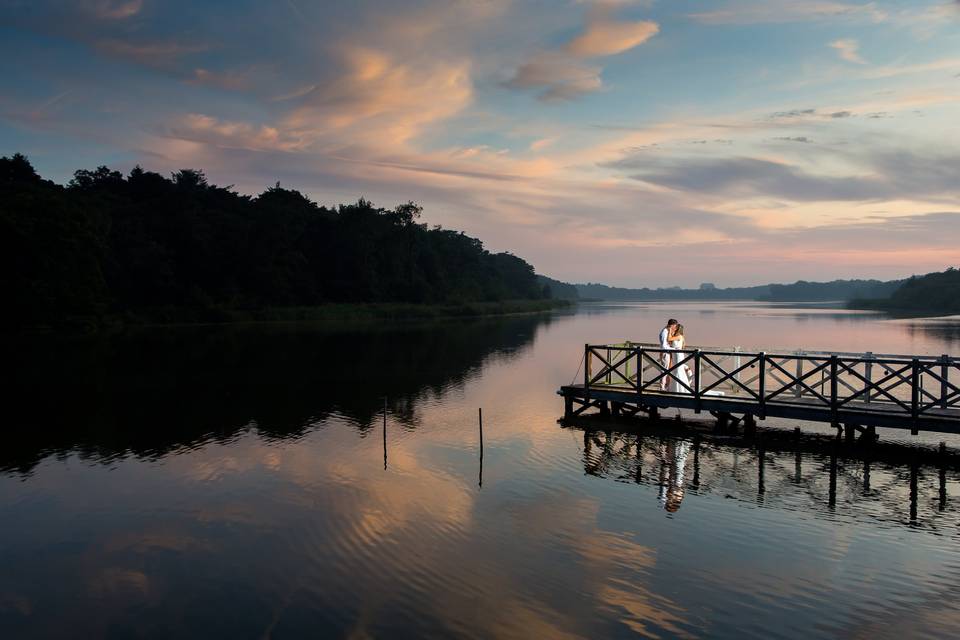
383;396;388;471
478;407;484;488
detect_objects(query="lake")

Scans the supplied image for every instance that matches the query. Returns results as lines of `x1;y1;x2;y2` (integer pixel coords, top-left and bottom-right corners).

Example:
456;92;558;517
3;302;960;639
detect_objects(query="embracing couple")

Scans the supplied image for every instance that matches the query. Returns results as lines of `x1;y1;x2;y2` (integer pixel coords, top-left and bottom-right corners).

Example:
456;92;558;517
658;318;691;393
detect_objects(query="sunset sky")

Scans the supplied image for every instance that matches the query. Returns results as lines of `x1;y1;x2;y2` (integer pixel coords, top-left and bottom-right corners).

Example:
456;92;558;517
2;0;959;287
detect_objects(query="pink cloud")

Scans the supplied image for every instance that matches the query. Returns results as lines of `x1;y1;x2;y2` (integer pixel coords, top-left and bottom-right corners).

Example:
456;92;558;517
566;19;659;57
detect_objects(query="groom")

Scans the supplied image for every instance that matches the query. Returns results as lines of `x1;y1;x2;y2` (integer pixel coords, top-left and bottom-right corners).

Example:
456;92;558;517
658;318;679;390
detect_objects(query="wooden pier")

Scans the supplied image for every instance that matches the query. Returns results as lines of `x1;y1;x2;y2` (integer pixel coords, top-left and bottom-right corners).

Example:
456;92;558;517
558;343;960;437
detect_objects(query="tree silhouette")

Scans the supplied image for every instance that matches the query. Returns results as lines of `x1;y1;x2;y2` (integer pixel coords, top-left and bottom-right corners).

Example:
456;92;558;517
1;154;552;328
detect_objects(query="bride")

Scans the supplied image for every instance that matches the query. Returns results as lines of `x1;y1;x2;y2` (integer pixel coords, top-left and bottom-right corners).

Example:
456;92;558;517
668;325;724;396
669;324;694;393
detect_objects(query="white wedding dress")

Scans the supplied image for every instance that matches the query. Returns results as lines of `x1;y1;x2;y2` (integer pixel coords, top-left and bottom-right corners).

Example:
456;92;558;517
669;337;691;393
670;337;723;396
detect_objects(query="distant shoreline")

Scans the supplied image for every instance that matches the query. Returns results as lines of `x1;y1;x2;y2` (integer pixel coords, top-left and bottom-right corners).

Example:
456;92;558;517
848;299;958;318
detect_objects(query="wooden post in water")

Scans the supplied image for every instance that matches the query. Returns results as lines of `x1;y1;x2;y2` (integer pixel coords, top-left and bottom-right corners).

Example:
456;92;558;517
478;408;483;489
383;396;388;471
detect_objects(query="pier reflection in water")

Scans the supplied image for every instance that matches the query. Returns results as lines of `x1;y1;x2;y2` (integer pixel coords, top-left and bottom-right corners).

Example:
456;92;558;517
575;424;958;529
4;302;960;639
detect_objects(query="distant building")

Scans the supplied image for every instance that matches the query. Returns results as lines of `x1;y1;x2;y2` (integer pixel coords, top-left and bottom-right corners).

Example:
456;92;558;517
700;282;717;290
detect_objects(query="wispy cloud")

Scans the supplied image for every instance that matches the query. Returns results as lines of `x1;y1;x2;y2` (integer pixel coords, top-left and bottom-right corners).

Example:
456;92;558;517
167;114;307;152
505;53;602;101
689;1;888;25
94;39;209;67
830;38;866;64
565;18;659;57
88;0;143;20
505;2;658;100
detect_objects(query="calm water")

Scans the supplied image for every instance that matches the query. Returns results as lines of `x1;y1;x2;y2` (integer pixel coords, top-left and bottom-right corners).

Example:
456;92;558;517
3;302;960;639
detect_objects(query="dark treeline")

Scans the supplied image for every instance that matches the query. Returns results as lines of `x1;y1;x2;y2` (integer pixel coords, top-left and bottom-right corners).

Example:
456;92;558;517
1;153;552;328
853;267;960;315
576;278;901;302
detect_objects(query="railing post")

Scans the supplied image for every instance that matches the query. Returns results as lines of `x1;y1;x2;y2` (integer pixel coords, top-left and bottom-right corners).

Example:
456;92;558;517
624;344;631;384
694;349;702;413
864;352;873;404
794;350;803;398
830;355;839;422
584;344;591;395
758;352;766;419
912;357;920;435
942;354;951;410
636;346;643;395
734;346;742;395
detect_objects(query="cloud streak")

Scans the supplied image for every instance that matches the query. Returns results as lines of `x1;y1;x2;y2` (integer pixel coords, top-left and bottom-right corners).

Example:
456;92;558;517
505;2;658;100
830;38;866;64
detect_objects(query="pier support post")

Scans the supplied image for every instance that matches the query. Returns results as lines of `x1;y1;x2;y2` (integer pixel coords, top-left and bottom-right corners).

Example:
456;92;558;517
713;411;730;433
564;395;573;418
844;423;857;444
743;414;757;439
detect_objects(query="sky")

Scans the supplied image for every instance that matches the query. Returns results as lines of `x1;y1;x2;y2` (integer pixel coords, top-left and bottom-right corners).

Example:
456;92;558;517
2;0;959;287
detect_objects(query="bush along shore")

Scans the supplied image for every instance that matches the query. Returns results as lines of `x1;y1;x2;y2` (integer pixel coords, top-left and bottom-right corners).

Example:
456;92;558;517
2;153;572;330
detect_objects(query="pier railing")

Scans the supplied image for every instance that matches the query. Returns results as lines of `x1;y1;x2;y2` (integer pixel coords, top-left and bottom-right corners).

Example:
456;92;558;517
583;343;959;431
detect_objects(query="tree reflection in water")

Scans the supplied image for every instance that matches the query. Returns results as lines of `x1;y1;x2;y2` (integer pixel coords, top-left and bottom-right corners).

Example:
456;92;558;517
2;313;552;475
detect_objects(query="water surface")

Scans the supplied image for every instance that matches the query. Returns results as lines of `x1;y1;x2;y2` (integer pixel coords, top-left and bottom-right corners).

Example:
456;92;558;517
3;303;960;639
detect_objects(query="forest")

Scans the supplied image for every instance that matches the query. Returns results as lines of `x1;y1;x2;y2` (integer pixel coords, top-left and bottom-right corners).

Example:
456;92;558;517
1;154;555;328
576;278;901;302
854;267;960;314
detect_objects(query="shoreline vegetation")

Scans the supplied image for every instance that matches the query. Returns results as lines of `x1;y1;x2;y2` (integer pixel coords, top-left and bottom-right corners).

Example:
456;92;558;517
849;267;960;316
574;278;902;303
5;152;954;330
33;299;573;332
2;153;570;331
